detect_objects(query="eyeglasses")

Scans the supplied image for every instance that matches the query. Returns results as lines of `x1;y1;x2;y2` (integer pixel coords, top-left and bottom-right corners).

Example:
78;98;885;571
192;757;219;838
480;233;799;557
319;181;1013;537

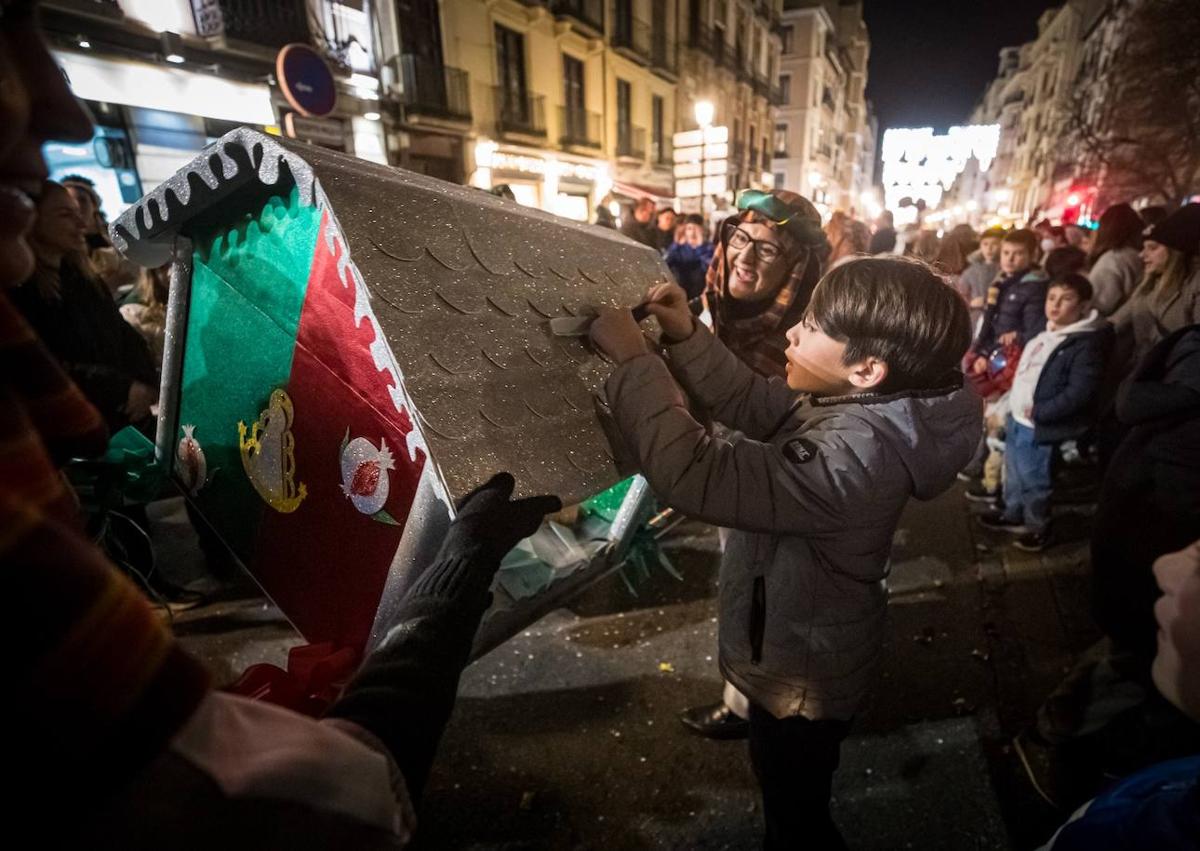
723;222;783;264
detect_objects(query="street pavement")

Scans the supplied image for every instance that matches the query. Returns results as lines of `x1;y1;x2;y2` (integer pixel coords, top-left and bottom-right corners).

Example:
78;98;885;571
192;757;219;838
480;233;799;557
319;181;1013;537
173;483;1102;850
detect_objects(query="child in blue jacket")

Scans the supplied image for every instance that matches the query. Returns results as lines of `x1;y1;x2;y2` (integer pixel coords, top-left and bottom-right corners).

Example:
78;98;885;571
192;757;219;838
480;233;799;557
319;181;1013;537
979;273;1112;550
970;228;1049;372
665;214;716;299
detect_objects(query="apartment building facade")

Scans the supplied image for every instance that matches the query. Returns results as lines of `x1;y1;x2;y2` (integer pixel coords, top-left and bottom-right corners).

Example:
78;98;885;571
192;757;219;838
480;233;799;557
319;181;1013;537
769;0;872;216
675;0;785;205
395;0;681;220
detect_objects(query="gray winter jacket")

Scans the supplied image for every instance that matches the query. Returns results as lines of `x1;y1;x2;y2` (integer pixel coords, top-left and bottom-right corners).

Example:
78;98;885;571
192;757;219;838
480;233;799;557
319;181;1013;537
606;325;982;720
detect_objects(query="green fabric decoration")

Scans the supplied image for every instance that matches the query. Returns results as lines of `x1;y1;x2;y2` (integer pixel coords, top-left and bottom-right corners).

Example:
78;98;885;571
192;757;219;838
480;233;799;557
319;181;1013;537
176;185;321;559
65;426;166;514
581;476;635;522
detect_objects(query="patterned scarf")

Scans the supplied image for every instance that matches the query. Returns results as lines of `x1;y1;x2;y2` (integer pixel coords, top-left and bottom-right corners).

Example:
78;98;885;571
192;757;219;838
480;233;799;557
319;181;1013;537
702;202;828;379
2;292;210;798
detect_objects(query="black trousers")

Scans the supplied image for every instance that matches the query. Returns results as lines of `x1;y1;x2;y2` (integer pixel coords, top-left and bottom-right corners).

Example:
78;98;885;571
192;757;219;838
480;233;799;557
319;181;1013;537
748;703;852;851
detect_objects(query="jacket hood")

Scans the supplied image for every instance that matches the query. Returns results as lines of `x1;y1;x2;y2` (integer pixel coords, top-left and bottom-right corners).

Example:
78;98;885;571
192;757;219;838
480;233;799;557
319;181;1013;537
1048;308;1105;335
820;379;983;501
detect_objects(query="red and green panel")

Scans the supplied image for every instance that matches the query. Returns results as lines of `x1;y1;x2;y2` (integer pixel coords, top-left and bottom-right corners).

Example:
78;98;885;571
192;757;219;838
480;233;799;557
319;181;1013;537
175;186;425;649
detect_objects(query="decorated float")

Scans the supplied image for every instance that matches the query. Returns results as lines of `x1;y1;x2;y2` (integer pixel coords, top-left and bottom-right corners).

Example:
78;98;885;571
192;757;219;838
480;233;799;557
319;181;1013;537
112;128;674;658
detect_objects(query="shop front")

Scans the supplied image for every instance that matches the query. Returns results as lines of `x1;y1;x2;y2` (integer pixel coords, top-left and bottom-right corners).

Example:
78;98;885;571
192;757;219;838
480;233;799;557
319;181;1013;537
470;140;611;223
51;49;276;218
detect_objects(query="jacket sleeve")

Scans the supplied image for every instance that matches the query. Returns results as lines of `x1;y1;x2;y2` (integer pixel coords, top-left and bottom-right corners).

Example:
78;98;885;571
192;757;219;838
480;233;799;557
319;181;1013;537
1117;330;1200;423
165;692;415;844
1089;253;1128;316
325;550;494;803
606;352;876;536
1034;331;1110;425
661;322;801;440
1019;282;1048;345
64;361;134;422
973;301;997;356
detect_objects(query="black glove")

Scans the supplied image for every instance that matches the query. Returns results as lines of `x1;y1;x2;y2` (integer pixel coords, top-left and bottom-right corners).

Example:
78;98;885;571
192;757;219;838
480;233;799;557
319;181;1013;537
327;473;560;802
405;472;561;611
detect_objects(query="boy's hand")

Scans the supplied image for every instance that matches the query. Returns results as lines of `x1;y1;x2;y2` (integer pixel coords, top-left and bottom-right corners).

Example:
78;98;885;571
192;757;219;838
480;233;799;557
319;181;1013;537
590;306;651;364
971;357;988;375
998;331;1018;346
643;282;694;342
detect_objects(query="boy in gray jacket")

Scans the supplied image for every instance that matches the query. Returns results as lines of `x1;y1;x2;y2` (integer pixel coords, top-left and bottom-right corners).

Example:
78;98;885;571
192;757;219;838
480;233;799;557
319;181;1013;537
590;257;982;849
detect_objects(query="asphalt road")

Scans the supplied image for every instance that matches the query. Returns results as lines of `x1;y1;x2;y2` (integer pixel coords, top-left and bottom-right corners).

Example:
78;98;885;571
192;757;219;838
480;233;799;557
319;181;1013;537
174;483;1104;850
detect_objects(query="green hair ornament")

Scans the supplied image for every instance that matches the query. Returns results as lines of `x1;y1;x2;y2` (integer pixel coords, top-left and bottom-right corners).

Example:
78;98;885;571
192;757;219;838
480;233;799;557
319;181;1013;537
735;189;827;248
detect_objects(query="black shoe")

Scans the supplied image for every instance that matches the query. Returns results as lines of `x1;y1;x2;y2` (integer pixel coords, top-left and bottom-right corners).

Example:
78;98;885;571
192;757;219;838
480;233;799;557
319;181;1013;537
1014;528;1052;552
679;702;749;740
964;483;1000;503
977;512;1029;534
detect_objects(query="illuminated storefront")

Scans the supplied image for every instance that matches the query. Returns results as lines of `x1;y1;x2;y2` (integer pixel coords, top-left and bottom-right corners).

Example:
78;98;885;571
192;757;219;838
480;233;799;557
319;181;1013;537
470;140;612;223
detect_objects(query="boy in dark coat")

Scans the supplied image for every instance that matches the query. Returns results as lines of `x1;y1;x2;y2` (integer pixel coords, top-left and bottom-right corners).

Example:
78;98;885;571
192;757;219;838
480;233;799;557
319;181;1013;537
588;257;981;849
969;228;1049;374
980;274;1112;551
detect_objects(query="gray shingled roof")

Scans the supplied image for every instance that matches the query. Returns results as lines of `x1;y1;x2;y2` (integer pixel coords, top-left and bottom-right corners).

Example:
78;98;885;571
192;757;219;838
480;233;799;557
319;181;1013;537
113;128;667;506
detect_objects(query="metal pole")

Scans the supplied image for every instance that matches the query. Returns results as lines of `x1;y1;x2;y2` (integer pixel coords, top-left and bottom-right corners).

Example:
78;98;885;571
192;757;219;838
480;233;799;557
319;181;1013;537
155;238;193;465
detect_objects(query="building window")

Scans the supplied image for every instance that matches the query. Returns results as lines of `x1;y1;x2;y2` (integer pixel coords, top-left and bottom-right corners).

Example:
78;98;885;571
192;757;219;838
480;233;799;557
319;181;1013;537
652;94;665;163
781;25;793;54
779;74;790;104
774;172;785;189
774;123;787;156
495;24;528;121
616;78;632;151
563;54;585;111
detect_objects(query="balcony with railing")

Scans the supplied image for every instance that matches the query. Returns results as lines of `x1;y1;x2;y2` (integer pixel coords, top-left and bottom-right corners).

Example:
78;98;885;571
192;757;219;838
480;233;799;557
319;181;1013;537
711;30;734;71
616;125;646;160
612;16;652;64
559;106;601;149
769;83;784;105
493;87;546;137
192;0;310;50
651;32;676;76
397;56;470;122
550;0;604;35
651;133;673;166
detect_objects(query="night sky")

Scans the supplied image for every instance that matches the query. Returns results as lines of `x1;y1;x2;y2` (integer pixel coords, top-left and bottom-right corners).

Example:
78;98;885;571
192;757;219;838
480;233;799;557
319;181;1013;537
862;1;1059;133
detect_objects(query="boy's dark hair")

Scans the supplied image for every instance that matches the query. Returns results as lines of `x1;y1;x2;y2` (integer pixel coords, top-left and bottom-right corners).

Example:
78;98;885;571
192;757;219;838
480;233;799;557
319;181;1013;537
1044;245;1087;280
1049;272;1093;302
684;213;704;226
809;257;972;393
1003;228;1038;255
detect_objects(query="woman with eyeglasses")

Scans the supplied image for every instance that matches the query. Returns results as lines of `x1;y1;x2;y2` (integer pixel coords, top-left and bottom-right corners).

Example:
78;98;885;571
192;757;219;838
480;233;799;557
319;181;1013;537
678;188;832;740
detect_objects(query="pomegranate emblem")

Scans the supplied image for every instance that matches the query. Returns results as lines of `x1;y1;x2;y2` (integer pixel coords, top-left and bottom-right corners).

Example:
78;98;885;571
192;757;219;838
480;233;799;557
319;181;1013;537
176;424;209;495
339;432;398;522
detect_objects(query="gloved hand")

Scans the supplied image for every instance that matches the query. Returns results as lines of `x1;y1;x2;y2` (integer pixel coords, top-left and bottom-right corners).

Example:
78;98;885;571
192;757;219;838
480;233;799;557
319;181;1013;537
330;474;560;801
406;472;561;609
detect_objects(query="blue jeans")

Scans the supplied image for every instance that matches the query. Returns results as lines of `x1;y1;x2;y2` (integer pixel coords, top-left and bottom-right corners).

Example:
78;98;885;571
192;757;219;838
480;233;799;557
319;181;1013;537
1003;416;1053;531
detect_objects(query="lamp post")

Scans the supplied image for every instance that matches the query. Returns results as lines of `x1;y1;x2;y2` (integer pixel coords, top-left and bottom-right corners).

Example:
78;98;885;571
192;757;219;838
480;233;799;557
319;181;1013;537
694;99;714;216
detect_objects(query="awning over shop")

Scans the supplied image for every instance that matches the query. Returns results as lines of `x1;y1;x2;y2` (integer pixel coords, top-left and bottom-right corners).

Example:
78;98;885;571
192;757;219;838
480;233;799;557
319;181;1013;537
612;179;675;204
55;50;275;126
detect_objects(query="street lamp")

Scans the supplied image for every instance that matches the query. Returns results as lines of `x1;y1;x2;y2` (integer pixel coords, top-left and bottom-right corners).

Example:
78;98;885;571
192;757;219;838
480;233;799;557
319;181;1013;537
694;100;714;215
